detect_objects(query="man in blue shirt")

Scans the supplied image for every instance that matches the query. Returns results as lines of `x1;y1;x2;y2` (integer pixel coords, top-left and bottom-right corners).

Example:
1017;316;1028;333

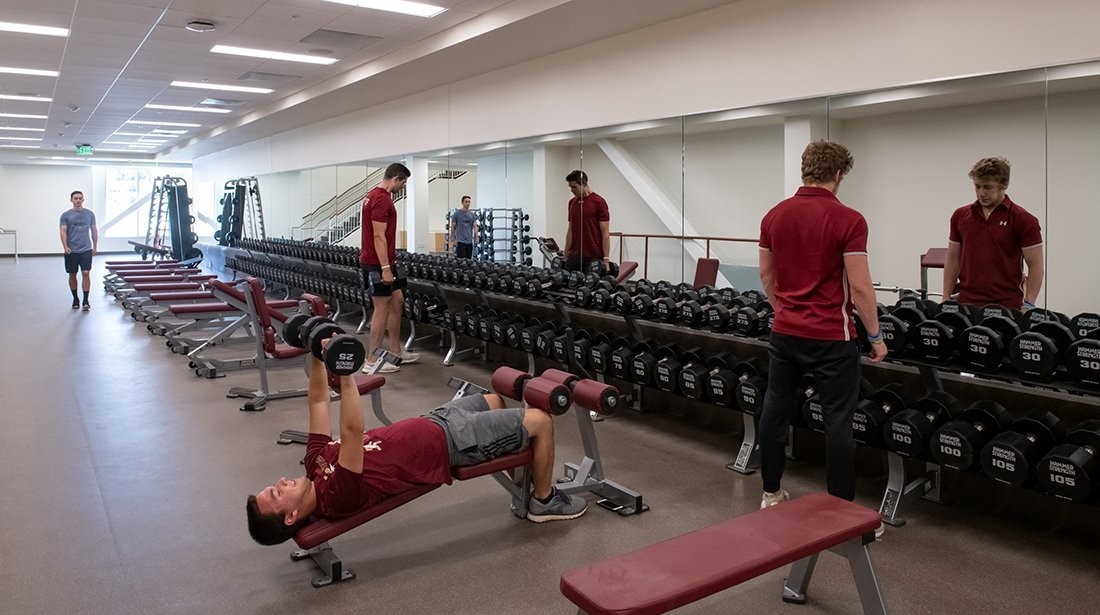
450;195;478;259
59;190;98;311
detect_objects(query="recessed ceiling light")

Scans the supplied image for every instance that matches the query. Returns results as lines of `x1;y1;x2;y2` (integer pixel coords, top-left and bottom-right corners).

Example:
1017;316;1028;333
113;132;150;137
0;113;47;119
185;20;216;33
151;128;188;135
0;66;59;78
171;80;273;94
0;20;69;37
211;45;339;65
126;120;202;127
1;144;38;148
0;126;45;132
0;136;43;141
319;0;446;18
145;103;231;114
0;94;51;102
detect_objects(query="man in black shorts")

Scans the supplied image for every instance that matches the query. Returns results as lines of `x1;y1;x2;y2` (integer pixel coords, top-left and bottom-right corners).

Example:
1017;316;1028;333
59;190;98;311
246;355;587;546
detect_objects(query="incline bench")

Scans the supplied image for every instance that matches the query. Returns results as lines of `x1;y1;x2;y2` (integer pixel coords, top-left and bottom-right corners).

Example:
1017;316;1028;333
560;493;886;614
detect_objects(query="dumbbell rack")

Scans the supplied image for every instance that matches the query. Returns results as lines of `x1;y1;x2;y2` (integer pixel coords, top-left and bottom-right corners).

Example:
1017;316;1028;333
475;208;532;265
216;177;265;247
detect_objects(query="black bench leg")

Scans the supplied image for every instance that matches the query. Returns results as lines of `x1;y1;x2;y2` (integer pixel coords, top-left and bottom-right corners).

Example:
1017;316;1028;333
782;553;818;604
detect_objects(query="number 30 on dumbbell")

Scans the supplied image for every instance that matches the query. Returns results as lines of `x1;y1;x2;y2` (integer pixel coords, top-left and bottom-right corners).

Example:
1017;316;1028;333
283;314;367;375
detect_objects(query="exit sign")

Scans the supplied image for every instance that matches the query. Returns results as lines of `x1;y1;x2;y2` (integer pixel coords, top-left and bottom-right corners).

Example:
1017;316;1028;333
75;144;93;156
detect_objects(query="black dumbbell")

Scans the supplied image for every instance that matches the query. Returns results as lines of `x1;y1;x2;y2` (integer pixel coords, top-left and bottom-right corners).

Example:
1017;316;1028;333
490;311;516;346
912;310;971;364
852;383;912;447
958;313;1022;372
551;328;587;365
590;335;630;375
931;400;1013;471
535;322;564;358
653;288;699;323
284;315;366;375
884;391;962;458
654;345;699;393
520;319;555;354
733;301;775;337
1009;319;1076;379
1069;312;1100;339
675;350;710;400
734;370;769;416
1038;419;1100;502
1066;329;1100;387
609;339;644;381
629;341;670;387
1019;307;1071;331
501;315;529;349
982;410;1067;487
707;355;765;409
704;294;752;333
678;293;723;328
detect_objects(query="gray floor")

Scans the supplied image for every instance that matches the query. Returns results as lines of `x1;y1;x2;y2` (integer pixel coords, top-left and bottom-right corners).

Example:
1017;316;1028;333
2;255;1099;615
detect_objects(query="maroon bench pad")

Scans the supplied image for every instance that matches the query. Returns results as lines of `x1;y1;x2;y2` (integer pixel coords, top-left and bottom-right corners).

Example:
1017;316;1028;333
560;493;880;615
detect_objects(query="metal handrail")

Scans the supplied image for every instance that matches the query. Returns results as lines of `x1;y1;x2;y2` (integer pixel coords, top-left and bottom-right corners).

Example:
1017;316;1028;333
610;231;757;279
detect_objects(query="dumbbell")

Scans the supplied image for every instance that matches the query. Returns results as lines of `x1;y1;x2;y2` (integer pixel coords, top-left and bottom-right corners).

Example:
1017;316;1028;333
653;288;699;323
852;383;912;447
629;342;681;387
536;322;566;358
608;339;643;381
733;301;775;337
1069;312;1100;339
912;310;971;364
931;400;1013;471
1019;307;1071;331
655;345;700;393
489;311;518;346
519;319;555;354
551;328;589;365
958;312;1022;372
282;314;366;375
524;269;569;298
1009;318;1076;379
884;391;962;458
678;293;723;328
734;369;769;416
1038;419;1100;502
587;335;625;375
704;294;751;333
981;410;1067;487
1066;329;1100;387
676;350;712;400
541;368;620;415
706;355;765;409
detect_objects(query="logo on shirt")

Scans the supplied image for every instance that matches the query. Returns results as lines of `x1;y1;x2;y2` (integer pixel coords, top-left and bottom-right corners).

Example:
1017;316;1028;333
999;221;1008;226
363;439;382;452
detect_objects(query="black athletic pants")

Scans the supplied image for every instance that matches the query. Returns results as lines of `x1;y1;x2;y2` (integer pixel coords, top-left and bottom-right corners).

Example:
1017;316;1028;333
758;331;861;501
455;242;473;259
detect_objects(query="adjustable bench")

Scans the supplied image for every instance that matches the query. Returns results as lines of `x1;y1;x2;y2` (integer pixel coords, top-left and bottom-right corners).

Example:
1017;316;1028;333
291;447;533;588
560;493;886;615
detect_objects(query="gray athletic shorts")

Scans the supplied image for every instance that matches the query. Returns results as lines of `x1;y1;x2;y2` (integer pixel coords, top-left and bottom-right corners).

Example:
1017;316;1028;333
425;395;529;467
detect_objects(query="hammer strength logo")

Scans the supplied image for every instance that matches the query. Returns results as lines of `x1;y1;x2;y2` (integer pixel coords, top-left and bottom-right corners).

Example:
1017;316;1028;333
999;221;1008;226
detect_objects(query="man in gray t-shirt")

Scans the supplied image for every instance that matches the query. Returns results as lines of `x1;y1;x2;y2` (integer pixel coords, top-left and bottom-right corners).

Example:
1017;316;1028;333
450;195;478;259
59;190;98;311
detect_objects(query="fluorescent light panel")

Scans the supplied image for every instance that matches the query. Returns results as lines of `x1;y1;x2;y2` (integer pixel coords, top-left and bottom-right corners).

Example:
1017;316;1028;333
211;45;338;65
0;20;69;37
126;120;201;127
171;80;273;94
0;94;51;102
0;66;59;77
145;103;231;114
1;144;38;148
0;112;48;119
0;136;42;141
320;0;446;18
151;129;188;135
0;126;44;132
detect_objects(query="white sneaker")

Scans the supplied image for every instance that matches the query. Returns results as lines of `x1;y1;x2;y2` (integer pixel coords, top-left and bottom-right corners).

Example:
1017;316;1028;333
875;522;885;540
363;360;400;374
398;350;420;364
760;489;790;509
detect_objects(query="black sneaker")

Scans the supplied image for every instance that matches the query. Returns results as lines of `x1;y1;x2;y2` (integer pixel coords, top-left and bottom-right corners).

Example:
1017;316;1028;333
82;302;91;311
527;488;587;522
71;300;80;310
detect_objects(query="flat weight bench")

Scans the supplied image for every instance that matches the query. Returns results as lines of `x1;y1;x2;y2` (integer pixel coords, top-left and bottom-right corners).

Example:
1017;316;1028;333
560;493;887;615
291;447;533;588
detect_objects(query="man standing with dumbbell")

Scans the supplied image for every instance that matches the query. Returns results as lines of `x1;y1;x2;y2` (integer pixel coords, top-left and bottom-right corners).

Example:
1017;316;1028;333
360;163;418;373
757;141;887;511
450;195;478;259
563;170;611;275
943;156;1044;311
59;190;98;311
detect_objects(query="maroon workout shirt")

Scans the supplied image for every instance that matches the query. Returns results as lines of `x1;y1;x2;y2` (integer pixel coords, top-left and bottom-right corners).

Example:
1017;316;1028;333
305;419;451;519
948;196;1042;309
759;186;869;341
359;186;398;266
566;192;610;259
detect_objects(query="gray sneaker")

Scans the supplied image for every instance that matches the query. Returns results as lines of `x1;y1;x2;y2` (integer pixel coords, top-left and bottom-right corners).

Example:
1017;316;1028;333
527;489;587;522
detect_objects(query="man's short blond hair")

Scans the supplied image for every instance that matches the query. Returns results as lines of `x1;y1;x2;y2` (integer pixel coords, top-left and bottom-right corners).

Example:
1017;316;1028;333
801;140;854;184
969;157;1010;186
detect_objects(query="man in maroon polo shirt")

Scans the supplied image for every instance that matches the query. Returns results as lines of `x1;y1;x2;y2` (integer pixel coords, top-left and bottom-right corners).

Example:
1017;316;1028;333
756;140;887;510
563;170;611;274
943;157;1044;311
360;162;419;373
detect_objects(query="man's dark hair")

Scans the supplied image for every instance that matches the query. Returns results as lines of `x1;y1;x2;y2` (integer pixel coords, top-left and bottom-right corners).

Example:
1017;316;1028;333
70;190;83;199
384;163;411;180
565;170;588;184
461;195;471;202
246;495;308;546
801;140;854;185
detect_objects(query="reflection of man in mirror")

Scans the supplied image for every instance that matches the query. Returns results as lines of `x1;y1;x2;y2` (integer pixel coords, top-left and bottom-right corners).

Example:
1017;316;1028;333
563;170;610;274
450;195;478;259
756;140;886;512
943;157;1044;311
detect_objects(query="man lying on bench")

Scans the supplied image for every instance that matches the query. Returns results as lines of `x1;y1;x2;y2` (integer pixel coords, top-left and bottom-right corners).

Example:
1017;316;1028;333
247;355;587;545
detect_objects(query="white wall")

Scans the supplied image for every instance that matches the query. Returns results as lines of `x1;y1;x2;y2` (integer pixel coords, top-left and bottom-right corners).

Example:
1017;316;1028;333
428;170;478;234
0;165;94;254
